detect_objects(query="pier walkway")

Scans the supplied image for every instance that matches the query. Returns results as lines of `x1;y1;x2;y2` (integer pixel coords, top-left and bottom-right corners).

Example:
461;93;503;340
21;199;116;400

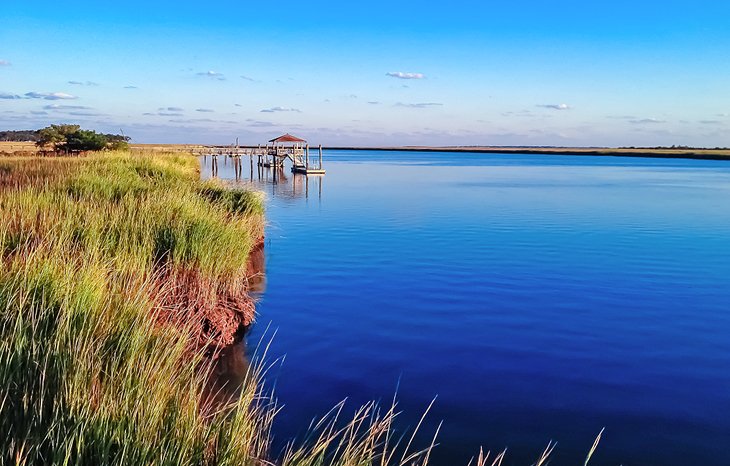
194;133;325;175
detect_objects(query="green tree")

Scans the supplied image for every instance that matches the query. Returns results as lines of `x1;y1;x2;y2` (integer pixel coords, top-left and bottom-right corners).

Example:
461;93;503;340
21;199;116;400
105;133;131;151
65;130;108;151
34;125;130;153
36;124;80;152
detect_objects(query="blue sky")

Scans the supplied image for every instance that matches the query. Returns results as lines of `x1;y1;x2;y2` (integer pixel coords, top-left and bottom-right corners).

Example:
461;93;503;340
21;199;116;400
2;1;729;146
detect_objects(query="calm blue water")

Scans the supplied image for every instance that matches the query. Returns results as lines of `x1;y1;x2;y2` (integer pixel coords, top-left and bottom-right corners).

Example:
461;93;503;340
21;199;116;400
201;151;730;466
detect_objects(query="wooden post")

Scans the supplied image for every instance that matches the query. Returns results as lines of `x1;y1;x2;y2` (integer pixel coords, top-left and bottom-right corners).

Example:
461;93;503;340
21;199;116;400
318;144;323;170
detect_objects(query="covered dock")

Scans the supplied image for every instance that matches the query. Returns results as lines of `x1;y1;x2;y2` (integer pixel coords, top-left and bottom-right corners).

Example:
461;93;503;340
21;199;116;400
196;133;325;176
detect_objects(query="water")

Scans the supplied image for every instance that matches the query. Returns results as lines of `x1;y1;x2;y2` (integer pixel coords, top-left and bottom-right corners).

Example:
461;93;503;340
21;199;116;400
201;151;730;466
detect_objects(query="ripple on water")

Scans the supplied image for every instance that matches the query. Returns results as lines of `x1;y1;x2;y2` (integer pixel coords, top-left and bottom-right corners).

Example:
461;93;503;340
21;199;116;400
203;152;730;466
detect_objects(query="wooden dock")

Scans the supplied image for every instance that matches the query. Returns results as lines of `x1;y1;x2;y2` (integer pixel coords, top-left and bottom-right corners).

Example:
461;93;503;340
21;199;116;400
194;133;326;176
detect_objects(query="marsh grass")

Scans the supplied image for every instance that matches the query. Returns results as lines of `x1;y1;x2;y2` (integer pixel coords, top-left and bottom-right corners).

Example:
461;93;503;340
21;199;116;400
0;151;604;465
0;151;270;465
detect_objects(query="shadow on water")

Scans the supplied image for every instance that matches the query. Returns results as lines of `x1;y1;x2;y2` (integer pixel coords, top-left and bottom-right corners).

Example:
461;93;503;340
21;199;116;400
201;332;251;411
201;228;266;412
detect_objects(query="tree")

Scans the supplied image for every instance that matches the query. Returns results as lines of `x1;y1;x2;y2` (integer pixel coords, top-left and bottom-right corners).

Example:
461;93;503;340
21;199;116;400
105;133;131;151
33;125;130;153
64;130;108;151
36;124;80;152
0;130;40;142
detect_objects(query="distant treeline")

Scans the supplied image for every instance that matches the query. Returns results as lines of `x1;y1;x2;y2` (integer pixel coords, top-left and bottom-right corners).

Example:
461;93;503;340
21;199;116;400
0;130;40;142
1;126;130;153
620;145;730;150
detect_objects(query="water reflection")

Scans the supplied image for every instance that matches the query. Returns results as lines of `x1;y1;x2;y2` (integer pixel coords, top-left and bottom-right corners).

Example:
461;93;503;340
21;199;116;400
201;155;323;202
202;335;250;412
246;239;266;294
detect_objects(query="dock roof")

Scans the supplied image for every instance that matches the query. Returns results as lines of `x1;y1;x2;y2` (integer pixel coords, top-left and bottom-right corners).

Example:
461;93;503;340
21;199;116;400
269;133;306;143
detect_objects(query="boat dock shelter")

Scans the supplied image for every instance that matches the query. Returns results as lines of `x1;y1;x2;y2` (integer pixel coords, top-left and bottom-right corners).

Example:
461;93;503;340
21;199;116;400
197;133;325;176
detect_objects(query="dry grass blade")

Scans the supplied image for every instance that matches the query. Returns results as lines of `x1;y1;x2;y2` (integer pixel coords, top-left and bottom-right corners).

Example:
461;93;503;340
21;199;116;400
535;440;557;466
584;428;604;466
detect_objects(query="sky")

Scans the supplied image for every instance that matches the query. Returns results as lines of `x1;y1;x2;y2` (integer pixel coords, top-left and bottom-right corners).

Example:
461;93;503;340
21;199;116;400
1;0;730;146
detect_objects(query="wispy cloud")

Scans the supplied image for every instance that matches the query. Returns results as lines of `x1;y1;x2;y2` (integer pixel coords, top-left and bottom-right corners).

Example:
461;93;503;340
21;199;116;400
367;101;380;105
123;85;138;89
159;107;184;112
502;110;536;117
260;106;301;113
386;71;425;80
68;80;99;86
246;119;277;128
67;111;106;117
0;92;21;99
395;102;443;109
537;103;571;110
43;104;91;110
30;111;48;115
628;118;666;124
699;120;722;125
240;75;256;82
196;108;215;113
197;70;225;80
0;60;10;66
144;110;184;117
629;118;667;125
25;92;78;100
168;118;215;124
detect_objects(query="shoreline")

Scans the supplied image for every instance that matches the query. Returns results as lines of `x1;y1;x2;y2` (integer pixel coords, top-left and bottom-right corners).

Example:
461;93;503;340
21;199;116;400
321;146;730;161
3;141;730;161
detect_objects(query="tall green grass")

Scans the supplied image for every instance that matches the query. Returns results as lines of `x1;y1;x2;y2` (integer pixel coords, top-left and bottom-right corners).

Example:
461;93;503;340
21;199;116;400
0;151;603;466
0;151;271;465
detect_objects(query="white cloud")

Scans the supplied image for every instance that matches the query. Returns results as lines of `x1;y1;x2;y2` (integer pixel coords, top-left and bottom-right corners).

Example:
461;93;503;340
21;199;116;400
197;70;225;80
395;102;443;109
260;106;301;113
245;119;277;128
386;71;425;80
240;75;255;81
43;104;91;110
628;118;666;124
196;108;215;113
68;80;99;86
537;103;571;110
123;85;138;89
159;106;184;112
0;92;21;99
25;92;78;100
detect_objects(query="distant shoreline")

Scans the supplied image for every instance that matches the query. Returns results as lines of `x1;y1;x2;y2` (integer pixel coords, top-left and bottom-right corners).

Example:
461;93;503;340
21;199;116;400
3;141;730;161
321;146;730;161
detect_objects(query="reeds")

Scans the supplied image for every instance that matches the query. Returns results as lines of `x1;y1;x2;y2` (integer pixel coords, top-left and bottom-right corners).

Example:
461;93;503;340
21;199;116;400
0;151;270;465
0;151;605;465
